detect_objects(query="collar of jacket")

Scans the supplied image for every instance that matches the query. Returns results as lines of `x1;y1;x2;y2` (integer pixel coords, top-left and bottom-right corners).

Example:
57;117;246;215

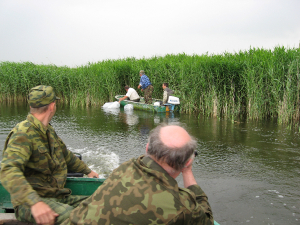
26;113;49;135
139;155;178;187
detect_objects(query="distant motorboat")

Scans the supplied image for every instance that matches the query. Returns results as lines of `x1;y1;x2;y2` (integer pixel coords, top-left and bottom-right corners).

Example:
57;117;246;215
115;95;179;113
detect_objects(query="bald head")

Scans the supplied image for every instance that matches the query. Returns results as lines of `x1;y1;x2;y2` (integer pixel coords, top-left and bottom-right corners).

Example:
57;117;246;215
160;125;191;148
147;125;197;171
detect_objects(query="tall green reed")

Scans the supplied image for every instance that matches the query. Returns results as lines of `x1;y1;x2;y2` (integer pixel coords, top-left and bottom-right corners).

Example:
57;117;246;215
0;46;299;129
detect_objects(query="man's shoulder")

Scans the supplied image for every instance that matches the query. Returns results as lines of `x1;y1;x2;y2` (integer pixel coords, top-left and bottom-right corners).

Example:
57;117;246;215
114;158;136;172
12;119;33;134
128;87;136;92
106;157;146;182
4;120;35;152
4;120;35;146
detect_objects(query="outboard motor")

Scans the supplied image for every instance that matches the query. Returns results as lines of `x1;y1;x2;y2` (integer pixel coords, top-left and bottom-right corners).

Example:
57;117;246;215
67;153;84;177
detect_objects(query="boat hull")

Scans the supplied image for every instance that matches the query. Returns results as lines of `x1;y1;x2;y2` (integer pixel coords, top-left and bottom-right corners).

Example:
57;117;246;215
115;95;179;113
0;178;105;213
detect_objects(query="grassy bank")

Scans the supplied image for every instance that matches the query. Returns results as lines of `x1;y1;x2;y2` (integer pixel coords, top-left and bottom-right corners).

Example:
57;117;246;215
0;46;299;126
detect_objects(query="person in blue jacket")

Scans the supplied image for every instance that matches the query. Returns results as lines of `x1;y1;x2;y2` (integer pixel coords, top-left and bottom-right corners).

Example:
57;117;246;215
137;70;154;104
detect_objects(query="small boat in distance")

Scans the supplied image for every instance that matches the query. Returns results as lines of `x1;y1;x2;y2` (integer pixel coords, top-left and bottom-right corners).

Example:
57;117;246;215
115;95;179;113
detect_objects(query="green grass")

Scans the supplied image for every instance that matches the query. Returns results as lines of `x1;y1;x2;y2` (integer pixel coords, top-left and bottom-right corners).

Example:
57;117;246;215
0;46;299;128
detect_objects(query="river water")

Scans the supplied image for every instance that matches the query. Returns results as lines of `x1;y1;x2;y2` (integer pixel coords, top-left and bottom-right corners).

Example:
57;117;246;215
0;102;299;225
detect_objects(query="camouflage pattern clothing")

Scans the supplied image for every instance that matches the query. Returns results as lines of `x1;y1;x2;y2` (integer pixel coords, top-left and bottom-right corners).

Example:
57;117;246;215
0;113;92;222
163;87;175;104
144;84;154;104
62;155;214;225
15;195;89;224
27;85;60;108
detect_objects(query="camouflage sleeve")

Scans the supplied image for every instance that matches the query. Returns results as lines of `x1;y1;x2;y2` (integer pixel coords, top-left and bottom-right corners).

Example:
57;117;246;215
0;132;42;207
163;91;168;104
58;137;91;175
187;184;214;224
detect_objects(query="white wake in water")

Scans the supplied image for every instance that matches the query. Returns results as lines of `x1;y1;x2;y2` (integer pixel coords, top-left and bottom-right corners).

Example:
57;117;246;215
68;146;120;179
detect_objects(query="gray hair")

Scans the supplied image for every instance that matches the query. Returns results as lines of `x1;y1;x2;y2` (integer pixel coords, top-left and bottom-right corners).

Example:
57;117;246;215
147;124;197;171
139;70;145;75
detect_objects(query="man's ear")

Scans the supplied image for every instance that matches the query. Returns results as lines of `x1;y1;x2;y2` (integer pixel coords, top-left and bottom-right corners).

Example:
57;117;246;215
49;102;55;111
146;143;149;153
185;157;193;168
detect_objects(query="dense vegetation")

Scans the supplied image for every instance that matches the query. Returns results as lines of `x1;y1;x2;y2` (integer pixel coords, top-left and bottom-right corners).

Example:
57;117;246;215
0;46;299;127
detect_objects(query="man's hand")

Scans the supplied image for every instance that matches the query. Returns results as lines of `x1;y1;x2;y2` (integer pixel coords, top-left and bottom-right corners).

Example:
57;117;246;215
181;157;197;188
87;170;99;178
31;201;58;225
137;85;141;89
119;96;127;102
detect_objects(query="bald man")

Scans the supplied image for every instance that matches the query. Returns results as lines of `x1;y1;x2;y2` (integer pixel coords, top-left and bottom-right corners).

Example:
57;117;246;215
62;125;214;225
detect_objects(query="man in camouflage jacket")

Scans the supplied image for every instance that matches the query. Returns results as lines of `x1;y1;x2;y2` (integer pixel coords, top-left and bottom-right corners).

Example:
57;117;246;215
0;85;99;225
162;82;175;104
62;124;214;225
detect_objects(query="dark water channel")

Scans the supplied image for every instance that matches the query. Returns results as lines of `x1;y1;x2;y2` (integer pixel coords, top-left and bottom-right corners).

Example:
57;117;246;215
0;102;299;225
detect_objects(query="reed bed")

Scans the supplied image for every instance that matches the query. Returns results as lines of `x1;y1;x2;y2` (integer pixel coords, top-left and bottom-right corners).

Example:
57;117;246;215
0;46;299;127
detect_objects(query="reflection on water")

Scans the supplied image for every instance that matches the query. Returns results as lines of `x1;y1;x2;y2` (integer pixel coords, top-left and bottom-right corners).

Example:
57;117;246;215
102;107;120;116
0;102;299;225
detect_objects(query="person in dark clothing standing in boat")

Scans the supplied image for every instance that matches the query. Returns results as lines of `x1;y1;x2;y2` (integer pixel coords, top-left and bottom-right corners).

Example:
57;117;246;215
137;70;154;104
162;82;175;104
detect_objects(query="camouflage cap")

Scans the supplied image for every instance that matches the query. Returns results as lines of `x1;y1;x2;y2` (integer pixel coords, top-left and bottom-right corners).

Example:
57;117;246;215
27;85;60;108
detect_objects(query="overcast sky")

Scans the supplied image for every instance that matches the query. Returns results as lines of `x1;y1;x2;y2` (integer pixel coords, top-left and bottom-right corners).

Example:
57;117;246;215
0;0;299;67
